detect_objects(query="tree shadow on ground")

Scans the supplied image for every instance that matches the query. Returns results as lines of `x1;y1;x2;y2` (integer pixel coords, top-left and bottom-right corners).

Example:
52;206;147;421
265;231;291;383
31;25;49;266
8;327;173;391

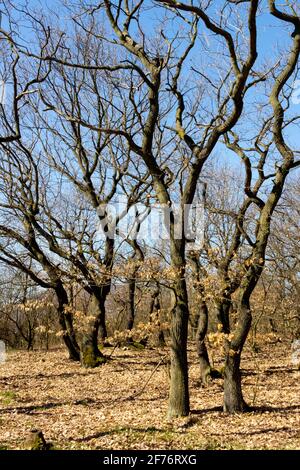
191;406;223;414
71;426;167;443
191;404;300;416
211;426;293;437
0;398;98;414
0;371;90;383
251;404;300;413
263;366;298;374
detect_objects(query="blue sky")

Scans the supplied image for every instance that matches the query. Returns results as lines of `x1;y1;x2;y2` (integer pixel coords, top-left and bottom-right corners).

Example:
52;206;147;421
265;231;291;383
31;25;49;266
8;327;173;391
3;0;299;181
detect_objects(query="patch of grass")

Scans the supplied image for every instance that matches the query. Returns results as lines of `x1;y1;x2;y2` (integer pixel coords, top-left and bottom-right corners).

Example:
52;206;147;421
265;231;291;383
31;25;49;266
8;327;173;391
204;439;229;450
0;391;17;405
128;341;145;350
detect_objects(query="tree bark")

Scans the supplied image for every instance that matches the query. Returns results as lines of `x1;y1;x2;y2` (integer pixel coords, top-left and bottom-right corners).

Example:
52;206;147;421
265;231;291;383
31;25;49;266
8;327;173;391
80;328;106;368
127;278;136;333
187;251;212;384
196;298;211;385
100;237;115;340
156;302;166;348
26;324;34;351
97;296;108;343
215;298;231;334
151;284;165;346
224;349;249;413
85;291;108;349
190;312;200;340
168;240;190;418
80;293;106;367
126;238;144;336
55;283;80;362
223;294;252;412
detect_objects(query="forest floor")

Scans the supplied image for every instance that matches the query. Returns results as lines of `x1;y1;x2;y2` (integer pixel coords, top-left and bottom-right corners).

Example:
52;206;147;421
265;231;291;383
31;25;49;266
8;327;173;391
0;340;299;450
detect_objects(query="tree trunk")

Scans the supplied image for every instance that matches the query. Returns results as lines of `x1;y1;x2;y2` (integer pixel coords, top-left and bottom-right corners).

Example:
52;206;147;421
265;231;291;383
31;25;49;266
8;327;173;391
187;251;212;384
168;243;190;418
168;282;189;417
215;298;231;334
223;350;249;412
196;299;211;385
295;315;300;340
96;236;114;342
27;336;34;351
127;278;135;333
126;238;144;337
223;296;252;412
190;313;200;340
152;285;165;346
90;292;107;343
55;283;80;362
27;321;34;351
80;329;106;368
98;298;107;343
57;312;80;361
63;309;80;359
80;294;106;367
45;331;49;351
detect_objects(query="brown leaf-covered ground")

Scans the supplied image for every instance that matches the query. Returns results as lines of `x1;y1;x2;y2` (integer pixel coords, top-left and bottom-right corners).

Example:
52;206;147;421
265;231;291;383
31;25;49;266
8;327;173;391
0;341;299;450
